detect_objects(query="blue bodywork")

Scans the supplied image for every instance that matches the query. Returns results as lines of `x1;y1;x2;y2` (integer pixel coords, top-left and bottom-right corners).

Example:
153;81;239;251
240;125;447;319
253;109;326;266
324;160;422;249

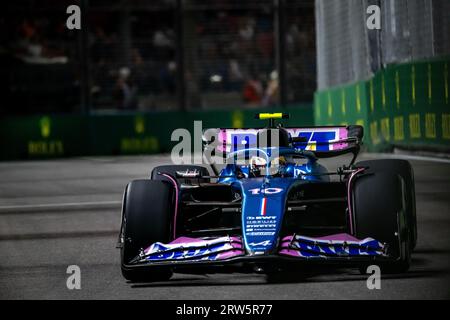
123;123;396;272
218;147;329;255
131;144;388;266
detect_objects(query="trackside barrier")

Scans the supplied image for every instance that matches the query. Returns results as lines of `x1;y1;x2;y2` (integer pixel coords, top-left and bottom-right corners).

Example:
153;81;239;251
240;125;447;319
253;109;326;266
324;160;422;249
0;105;313;160
314;57;450;152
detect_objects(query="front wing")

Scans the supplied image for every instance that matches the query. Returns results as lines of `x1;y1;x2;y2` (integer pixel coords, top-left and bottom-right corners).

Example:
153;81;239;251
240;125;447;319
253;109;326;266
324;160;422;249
127;233;390;268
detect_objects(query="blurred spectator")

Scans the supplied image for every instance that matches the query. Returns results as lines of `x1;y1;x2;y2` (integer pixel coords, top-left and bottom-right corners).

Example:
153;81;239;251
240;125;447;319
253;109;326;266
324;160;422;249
242;72;263;107
228;59;244;91
262;70;279;107
14;19;68;64
153;28;174;60
113;67;137;110
4;0;315;114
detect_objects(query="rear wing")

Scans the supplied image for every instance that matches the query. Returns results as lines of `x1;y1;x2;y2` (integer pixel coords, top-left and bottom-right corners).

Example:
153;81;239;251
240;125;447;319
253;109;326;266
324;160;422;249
203;125;363;160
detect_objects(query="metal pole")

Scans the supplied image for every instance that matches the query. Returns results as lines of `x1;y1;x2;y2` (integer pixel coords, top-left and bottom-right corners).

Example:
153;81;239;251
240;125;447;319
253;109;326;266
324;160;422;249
78;0;92;114
275;0;287;108
175;0;186;111
119;2;132;66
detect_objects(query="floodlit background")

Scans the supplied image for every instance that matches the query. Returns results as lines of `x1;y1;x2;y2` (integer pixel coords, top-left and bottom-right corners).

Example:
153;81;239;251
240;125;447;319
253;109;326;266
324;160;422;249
0;0;450;300
3;0;316;114
1;0;449;160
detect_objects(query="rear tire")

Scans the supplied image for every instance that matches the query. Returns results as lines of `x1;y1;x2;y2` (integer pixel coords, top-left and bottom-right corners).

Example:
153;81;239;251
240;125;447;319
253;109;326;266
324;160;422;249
356;159;417;250
353;172;411;274
120;180;174;282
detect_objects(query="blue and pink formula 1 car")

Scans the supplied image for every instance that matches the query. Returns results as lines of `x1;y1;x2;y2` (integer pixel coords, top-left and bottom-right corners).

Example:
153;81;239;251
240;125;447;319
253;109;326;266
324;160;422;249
118;113;417;282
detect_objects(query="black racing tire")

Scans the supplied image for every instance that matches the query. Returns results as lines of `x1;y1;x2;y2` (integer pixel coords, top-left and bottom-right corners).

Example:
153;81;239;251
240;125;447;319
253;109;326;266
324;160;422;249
120;179;174;282
353;172;411;274
151;165;210;183
356;159;417;250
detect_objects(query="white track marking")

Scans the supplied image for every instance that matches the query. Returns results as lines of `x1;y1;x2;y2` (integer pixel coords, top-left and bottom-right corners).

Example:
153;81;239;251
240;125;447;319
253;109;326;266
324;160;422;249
0;201;121;213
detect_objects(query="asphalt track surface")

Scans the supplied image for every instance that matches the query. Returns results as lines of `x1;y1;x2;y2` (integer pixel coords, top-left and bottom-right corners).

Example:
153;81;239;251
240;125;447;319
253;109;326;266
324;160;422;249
0;154;449;299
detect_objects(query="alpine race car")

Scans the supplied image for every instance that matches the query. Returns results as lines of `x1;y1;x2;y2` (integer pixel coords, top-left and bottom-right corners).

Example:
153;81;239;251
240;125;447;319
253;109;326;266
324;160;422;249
118;113;417;282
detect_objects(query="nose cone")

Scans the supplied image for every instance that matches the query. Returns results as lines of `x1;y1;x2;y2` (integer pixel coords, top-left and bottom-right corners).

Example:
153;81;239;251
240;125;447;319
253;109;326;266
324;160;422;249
239;178;290;255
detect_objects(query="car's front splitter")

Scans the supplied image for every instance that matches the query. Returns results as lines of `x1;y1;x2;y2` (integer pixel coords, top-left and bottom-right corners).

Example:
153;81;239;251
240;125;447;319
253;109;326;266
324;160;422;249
126;233;389;268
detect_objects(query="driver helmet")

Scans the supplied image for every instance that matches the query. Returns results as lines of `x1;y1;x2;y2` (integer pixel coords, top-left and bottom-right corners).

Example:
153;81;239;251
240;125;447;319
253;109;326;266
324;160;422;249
250;155;287;176
269;156;287;176
249;156;267;177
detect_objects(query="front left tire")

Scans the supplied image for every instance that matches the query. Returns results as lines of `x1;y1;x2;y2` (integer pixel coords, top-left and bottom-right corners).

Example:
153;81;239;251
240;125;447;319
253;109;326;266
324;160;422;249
120;179;174;282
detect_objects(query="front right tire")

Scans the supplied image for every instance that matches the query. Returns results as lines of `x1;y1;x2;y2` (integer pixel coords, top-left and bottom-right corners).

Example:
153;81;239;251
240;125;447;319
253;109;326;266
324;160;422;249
353;171;411;274
356;159;417;249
